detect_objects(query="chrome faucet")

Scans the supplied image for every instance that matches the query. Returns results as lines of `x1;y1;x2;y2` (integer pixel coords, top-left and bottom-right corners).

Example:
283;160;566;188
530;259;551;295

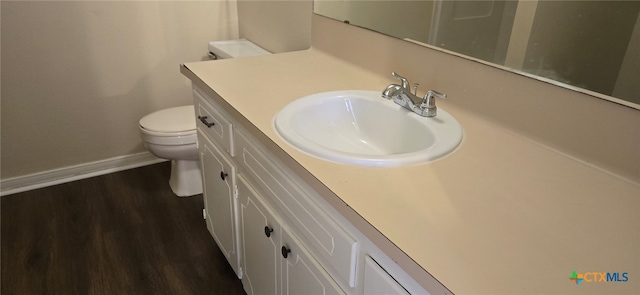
382;72;446;117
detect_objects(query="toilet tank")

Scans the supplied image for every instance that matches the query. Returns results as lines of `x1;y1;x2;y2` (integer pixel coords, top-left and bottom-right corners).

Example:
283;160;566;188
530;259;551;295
208;39;271;59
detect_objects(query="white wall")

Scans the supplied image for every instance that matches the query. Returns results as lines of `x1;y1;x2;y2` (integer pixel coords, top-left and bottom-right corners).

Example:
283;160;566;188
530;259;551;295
1;1;239;179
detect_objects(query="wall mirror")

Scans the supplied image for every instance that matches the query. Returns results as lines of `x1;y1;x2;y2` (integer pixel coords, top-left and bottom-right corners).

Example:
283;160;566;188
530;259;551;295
314;0;640;108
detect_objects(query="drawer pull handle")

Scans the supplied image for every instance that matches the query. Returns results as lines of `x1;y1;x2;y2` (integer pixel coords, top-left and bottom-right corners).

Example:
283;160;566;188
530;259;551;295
281;246;291;259
264;226;273;238
220;171;228;181
197;116;215;128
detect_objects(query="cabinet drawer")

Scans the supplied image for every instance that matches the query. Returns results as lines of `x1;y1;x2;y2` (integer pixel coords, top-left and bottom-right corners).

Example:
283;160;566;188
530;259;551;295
235;128;358;288
193;88;234;156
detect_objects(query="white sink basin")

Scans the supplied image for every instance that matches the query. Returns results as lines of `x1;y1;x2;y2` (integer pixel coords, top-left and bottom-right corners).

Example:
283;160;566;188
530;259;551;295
274;90;463;166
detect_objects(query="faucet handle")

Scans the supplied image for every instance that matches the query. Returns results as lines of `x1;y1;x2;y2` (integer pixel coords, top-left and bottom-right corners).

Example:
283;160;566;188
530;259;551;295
420;90;447;117
391;72;410;89
422;90;447;106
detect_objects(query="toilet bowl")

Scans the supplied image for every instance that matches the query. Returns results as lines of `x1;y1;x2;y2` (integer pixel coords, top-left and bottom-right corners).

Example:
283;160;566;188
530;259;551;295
139;105;202;197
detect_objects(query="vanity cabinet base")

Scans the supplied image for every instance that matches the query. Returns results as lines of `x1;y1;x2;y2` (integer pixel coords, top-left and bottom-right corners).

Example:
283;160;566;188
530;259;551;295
192;86;431;295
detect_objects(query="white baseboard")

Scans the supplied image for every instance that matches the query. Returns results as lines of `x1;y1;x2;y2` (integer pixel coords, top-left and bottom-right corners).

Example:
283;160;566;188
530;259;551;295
0;152;168;197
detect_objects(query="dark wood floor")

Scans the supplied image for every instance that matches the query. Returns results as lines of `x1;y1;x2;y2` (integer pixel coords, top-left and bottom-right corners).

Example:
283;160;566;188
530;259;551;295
1;162;245;295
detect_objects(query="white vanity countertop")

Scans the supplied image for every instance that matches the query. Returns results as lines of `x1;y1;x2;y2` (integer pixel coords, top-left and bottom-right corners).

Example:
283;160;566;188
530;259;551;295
182;49;640;295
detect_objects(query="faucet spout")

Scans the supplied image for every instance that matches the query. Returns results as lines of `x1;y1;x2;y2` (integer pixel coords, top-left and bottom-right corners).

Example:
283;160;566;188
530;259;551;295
382;84;402;99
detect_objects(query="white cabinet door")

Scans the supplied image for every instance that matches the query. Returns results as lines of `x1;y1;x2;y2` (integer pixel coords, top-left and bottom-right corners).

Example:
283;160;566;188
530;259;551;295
237;175;280;295
363;256;410;295
199;133;239;275
281;226;345;295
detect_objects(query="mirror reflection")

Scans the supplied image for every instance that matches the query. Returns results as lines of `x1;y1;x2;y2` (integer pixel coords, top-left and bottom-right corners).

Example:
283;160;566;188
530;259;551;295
314;0;640;105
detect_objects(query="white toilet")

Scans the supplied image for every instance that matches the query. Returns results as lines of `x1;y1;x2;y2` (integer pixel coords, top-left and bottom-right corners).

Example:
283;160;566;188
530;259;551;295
139;39;270;197
139;105;201;197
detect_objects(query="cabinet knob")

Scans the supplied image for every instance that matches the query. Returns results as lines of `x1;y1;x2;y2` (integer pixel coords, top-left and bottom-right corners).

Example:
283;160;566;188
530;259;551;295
197;116;215;128
220;171;228;181
281;246;291;259
264;226;273;238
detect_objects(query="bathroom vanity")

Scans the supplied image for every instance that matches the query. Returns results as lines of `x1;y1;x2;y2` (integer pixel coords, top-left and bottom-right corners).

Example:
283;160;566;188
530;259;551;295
190;79;425;294
181;49;639;294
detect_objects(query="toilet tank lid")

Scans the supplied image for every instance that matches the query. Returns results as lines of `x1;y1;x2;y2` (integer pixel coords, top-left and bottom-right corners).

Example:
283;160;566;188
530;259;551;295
139;105;196;133
208;39;271;59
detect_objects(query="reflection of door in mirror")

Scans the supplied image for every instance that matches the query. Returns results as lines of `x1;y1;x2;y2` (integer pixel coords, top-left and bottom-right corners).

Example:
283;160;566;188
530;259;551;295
429;0;516;65
424;0;640;104
521;1;639;101
431;1;640;104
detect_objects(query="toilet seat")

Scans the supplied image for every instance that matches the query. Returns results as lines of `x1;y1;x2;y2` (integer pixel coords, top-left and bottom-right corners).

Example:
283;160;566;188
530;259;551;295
140;129;196;145
139;105;197;145
139;105;196;132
